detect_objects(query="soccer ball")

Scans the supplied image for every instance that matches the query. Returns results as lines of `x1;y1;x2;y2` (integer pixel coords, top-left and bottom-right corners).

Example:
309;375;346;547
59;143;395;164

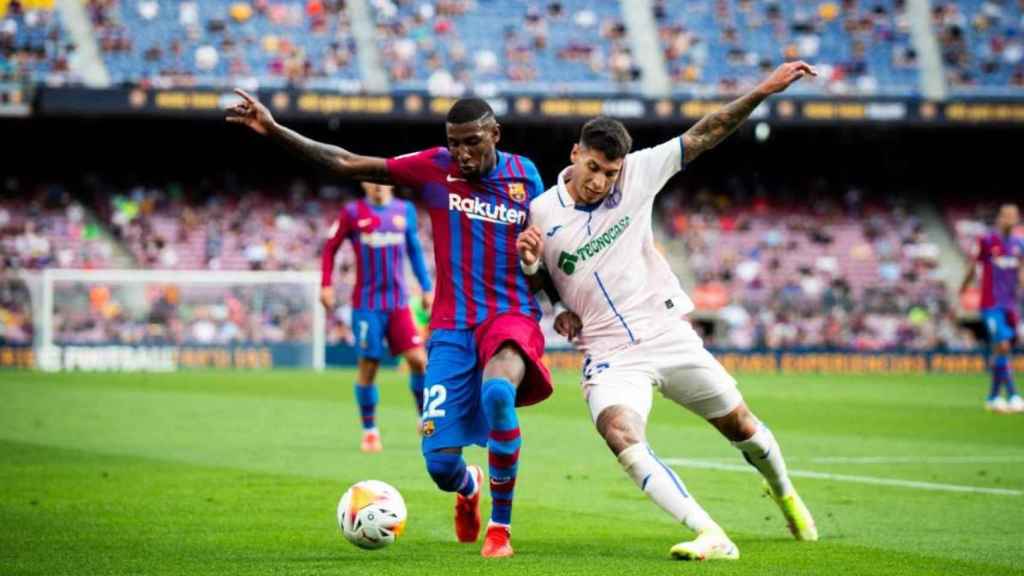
336;480;407;550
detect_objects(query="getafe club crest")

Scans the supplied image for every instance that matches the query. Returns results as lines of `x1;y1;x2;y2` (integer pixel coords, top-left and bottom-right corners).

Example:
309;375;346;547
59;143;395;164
507;182;526;203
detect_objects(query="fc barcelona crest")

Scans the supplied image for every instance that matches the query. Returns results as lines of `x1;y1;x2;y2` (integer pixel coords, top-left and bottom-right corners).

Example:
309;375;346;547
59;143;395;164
507;182;526;203
392;215;406;229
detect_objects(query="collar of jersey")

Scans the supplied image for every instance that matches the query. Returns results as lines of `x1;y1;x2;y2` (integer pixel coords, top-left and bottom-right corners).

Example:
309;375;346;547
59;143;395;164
556;166;577;208
556;165;617;213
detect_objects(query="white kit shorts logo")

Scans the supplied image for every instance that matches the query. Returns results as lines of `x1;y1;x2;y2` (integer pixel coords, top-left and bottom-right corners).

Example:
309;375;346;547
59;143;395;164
448;194;526;226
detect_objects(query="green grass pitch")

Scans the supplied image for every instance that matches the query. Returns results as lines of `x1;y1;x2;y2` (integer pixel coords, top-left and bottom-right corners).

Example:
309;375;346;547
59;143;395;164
1;369;1022;575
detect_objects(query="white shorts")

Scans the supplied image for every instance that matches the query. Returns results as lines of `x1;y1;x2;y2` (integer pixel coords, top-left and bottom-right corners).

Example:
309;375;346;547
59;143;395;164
581;321;743;422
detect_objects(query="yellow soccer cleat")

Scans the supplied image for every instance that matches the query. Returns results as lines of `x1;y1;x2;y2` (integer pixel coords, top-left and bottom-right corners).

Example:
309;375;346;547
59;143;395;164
764;481;818;541
669;527;739;561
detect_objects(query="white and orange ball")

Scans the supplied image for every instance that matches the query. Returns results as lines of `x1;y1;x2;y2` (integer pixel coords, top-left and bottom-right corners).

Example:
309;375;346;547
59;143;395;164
336;480;407;550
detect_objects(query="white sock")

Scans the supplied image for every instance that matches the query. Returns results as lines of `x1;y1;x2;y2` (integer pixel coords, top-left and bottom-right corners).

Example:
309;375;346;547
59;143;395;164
618;443;717;533
732;422;794;497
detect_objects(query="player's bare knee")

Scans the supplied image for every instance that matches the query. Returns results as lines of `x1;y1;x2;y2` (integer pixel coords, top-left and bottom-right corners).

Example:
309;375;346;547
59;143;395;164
482;343;526;385
404;349;427;374
357;358;380;385
596;405;645;455
710;402;757;442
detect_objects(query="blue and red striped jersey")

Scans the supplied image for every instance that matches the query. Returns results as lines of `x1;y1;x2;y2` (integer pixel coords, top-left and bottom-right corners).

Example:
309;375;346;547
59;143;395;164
321;198;432;311
386;147;544;330
977;231;1023;311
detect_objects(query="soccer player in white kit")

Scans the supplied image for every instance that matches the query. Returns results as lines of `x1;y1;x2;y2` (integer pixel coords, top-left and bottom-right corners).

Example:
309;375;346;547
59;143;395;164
517;62;819;561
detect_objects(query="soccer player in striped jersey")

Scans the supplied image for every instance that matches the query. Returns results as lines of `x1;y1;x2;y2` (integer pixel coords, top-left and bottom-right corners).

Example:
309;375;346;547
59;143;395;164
321;181;434;453
517;62;818;561
961;203;1024;413
228;92;552;558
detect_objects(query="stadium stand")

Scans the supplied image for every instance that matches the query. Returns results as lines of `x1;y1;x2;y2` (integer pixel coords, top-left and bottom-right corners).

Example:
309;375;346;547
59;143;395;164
90;0;360;89
50;279;315;345
13;1;1024;98
7;173;1001;351
655;0;920;96
0;0;77;85
934;0;1024;95
659;186;973;350
0;181;119;271
371;0;639;95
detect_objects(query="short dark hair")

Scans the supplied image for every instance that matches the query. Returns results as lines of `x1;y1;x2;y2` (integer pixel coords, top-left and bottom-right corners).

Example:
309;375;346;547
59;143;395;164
446;98;494;124
579;116;632;160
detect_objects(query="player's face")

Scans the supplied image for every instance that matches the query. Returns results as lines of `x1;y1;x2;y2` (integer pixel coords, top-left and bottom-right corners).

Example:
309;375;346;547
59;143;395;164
362;182;393;204
446;119;499;180
997;205;1019;232
570;144;624;205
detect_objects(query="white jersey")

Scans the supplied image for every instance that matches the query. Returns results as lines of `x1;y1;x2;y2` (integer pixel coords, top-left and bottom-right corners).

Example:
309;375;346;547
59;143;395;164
529;137;694;357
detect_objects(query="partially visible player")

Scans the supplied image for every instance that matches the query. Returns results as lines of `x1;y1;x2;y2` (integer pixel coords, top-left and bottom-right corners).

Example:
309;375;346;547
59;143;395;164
228;92;552;558
517;62;819;561
321;181;434;452
961;203;1024;413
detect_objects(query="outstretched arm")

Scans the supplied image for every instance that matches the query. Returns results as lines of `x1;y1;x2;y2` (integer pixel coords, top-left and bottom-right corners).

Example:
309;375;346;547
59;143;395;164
226;89;390;183
682;61;817;165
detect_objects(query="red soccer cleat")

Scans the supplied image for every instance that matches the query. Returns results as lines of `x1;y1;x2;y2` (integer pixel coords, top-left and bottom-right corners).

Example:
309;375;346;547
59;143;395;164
454;465;483;543
481;524;513;558
360;430;382;453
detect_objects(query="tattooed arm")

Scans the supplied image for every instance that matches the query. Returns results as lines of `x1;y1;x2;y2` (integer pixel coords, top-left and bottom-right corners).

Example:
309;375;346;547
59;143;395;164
682;61;817;165
226;89;391;183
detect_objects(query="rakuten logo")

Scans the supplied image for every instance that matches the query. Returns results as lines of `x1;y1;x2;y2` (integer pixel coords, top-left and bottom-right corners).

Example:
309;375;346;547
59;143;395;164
448;194;526;226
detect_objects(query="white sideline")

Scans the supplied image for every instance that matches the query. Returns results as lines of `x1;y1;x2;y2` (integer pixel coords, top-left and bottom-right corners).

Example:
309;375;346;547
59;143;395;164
803;455;1024;465
688;455;1024;465
662;458;1023;497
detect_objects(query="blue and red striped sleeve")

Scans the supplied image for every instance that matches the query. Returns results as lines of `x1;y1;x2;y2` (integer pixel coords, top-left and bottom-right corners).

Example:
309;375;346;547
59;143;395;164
321;206;351;287
405;202;433;293
386;148;443;190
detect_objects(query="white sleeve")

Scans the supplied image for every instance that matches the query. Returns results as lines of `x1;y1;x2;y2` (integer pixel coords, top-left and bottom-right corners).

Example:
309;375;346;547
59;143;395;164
626;136;684;200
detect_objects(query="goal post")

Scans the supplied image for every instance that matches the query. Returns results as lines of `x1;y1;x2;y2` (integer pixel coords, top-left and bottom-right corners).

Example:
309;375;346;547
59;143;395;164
32;268;325;372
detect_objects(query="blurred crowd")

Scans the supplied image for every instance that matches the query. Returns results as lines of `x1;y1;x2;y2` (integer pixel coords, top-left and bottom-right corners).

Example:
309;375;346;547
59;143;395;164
656;0;917;96
2;173;1018;351
372;0;637;95
659;182;988;351
87;0;357;88
934;0;1024;90
1;0;77;85
52;281;313;345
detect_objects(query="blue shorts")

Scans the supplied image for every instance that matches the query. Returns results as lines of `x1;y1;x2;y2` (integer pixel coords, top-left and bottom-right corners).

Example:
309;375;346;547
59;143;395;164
351;308;422;361
982;308;1017;344
419;329;488;453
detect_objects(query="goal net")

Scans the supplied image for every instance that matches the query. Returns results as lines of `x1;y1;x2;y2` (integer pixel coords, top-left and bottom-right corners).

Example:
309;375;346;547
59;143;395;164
25;269;325;371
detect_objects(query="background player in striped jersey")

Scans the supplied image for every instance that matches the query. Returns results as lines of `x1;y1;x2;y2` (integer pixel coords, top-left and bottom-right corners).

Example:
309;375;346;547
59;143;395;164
961;203;1024;413
517;62;818;561
321;181;434;452
228;92;552;558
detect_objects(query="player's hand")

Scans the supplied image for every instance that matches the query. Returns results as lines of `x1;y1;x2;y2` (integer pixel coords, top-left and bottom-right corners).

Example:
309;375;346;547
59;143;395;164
554;310;582;341
517;225;544;267
756;61;817;95
226;88;276;135
319;286;335;311
421;291;434;314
